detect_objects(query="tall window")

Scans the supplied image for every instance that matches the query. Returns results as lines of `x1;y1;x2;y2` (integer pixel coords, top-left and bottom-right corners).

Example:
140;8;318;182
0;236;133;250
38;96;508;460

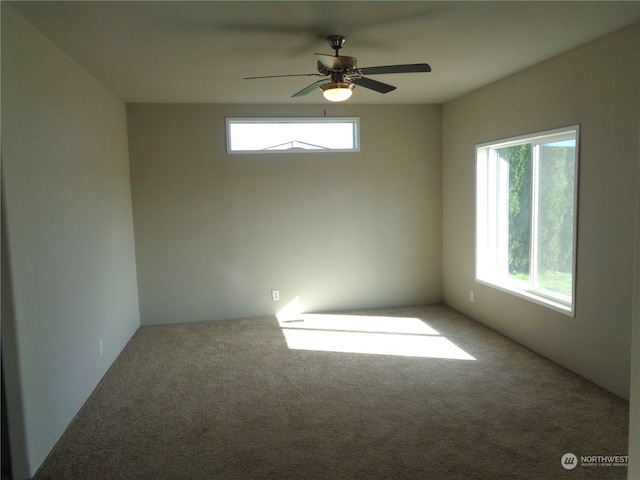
476;126;579;315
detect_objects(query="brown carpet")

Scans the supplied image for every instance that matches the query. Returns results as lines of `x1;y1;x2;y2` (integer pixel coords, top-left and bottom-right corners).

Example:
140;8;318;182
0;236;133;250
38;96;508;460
33;305;628;479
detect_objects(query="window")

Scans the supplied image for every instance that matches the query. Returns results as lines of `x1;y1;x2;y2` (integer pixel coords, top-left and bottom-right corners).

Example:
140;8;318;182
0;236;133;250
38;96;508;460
226;118;359;153
476;126;579;315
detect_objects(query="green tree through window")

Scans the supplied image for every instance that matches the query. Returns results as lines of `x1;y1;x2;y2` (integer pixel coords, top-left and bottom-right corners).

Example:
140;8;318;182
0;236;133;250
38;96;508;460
498;144;532;277
536;143;576;296
497;143;575;297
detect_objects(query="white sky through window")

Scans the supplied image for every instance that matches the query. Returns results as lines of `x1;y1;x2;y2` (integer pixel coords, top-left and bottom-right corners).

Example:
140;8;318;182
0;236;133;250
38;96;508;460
227;118;358;152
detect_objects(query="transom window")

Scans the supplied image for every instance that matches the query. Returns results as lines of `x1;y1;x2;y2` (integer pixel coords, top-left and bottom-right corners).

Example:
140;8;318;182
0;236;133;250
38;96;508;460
226;118;359;153
476;126;579;315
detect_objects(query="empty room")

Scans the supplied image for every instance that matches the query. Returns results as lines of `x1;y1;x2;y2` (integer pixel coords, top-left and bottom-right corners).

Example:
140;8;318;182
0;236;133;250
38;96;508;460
1;1;639;479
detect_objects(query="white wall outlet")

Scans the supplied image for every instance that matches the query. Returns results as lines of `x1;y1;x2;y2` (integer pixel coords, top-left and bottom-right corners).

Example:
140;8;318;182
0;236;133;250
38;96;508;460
99;339;104;356
271;290;280;301
469;291;475;303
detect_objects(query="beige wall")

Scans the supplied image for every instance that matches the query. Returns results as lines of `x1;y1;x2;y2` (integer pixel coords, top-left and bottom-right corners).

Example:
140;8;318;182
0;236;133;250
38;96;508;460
631;208;640;478
127;103;442;325
1;5;141;477
442;23;639;400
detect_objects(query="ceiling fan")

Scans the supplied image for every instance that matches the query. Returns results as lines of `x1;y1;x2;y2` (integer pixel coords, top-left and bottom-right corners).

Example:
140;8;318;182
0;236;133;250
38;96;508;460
244;35;431;102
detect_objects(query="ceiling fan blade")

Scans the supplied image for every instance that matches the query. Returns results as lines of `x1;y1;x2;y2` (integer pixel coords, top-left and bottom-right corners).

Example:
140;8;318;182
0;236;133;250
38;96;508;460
357;63;432;75
244;73;323;80
292;79;330;97
351;77;396;94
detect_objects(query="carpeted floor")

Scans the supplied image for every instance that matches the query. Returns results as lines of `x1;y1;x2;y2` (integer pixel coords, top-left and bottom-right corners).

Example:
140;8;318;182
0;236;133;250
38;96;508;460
33;305;629;479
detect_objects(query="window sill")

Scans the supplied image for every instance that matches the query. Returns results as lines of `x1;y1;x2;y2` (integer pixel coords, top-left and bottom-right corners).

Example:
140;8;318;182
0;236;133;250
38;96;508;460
476;277;575;317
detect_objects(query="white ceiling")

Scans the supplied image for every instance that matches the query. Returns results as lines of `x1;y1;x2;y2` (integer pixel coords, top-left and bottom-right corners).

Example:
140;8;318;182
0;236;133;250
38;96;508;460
8;1;640;104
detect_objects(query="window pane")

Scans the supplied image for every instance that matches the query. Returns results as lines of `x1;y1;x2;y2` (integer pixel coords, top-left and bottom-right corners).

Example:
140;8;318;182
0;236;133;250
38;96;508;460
534;139;576;301
496;144;532;285
226;118;359;152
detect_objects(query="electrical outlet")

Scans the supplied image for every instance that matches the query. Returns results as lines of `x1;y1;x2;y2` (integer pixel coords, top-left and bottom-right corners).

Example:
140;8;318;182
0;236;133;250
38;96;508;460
271;290;280;302
99;339;104;356
469;291;475;303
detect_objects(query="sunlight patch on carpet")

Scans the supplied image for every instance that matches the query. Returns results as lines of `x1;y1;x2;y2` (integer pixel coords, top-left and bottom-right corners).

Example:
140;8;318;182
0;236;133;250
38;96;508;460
276;299;475;360
280;328;475;360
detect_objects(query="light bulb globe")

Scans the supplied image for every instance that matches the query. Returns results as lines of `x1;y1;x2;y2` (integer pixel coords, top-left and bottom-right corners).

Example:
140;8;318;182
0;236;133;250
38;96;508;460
321;83;354;102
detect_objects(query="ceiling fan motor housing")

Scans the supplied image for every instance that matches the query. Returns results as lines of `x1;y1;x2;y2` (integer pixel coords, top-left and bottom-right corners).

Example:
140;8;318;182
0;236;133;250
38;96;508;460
315;55;358;75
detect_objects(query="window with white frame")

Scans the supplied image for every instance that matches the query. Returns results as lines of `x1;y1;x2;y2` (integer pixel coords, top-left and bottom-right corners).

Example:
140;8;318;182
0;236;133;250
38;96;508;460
476;126;579;315
226;118;359;153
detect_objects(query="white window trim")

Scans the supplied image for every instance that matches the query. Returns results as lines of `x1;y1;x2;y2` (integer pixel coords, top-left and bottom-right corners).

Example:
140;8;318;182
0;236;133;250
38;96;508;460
226;117;360;154
475;125;580;316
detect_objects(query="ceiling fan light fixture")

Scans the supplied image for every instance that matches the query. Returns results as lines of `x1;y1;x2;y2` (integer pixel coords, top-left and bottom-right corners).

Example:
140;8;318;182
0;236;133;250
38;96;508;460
321;83;354;102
